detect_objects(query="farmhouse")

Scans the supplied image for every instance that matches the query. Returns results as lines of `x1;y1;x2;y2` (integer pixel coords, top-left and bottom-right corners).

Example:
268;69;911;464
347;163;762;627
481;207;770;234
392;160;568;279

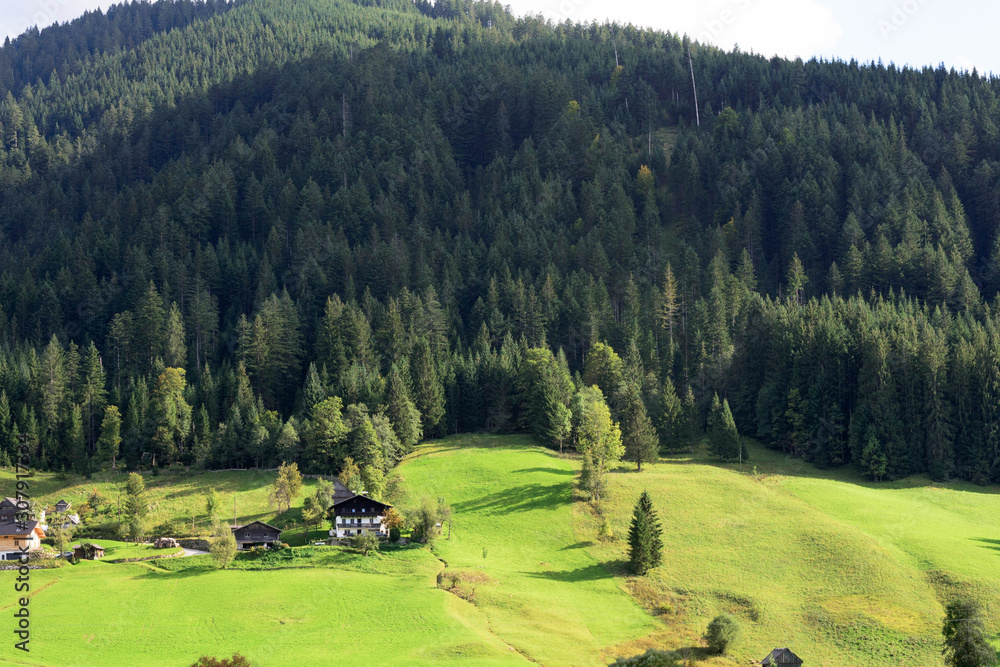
54;499;71;513
230;521;282;550
0;497;43;523
759;648;803;665
0;520;45;560
329;494;392;538
73;543;105;560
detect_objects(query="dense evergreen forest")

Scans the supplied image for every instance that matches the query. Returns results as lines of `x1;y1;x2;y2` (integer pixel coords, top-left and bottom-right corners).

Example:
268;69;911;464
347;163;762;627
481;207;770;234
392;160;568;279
2;0;1000;485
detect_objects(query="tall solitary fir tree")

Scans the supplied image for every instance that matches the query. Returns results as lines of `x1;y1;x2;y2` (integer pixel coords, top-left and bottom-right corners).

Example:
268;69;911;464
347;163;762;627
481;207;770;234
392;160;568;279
627;490;663;575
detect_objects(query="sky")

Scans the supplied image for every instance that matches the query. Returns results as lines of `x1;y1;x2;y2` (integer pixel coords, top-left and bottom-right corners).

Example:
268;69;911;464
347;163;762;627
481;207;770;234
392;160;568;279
2;0;997;75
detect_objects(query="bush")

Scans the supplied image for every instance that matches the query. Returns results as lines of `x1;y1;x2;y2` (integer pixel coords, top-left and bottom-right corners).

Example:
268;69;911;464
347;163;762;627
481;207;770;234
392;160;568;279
389;527;401;541
609;648;681;666
705;613;740;655
350;532;380;556
191;654;251;667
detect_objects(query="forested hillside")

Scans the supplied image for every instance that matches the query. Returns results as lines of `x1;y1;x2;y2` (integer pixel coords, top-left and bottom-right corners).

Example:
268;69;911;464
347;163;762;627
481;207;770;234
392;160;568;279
2;0;1000;485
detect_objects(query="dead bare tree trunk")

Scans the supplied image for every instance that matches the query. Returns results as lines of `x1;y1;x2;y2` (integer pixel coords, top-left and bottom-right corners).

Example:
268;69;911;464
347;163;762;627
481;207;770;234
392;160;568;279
688;46;700;128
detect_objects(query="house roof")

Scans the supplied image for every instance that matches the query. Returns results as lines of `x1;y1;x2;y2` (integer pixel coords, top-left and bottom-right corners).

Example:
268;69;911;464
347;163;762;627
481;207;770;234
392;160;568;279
760;648;803;665
328;493;392;512
230;520;282;534
55;499;71;509
0;497;19;509
0;520;39;536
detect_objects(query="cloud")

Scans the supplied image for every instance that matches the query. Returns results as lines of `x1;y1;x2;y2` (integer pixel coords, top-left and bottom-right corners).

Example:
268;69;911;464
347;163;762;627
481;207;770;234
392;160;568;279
719;0;842;59
2;0;108;43
507;0;841;61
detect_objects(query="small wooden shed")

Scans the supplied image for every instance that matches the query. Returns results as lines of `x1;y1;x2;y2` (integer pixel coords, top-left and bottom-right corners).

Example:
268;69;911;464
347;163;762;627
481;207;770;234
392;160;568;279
230;521;282;550
759;648;803;665
55;499;71;513
73;543;105;560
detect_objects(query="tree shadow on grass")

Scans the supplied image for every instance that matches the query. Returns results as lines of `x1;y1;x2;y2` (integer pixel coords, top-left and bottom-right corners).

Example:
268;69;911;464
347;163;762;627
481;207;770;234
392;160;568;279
560;541;594;550
512;467;575;476
524;559;627;582
972;538;1000;553
451;483;570;515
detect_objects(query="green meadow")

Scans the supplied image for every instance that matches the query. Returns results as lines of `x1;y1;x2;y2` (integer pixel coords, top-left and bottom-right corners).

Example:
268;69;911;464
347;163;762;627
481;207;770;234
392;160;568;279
1;435;998;666
393;435;657;665
585;443;1000;666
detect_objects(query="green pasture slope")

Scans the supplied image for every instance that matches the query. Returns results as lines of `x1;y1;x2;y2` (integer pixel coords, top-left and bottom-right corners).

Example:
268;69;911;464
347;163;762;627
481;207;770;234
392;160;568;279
585;443;1000;666
1;549;522;666
394;435;658;665
1;436;998;666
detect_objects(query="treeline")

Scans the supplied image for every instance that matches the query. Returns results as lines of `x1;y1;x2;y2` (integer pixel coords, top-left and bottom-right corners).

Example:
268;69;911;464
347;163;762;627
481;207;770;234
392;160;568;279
1;0;1000;483
0;1;247;101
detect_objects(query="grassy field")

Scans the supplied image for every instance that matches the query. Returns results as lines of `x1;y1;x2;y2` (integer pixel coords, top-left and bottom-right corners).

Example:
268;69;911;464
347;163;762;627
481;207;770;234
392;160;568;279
393;435;657;665
0;466;326;545
75;539;184;560
583;442;1000;666
1;547;523;666
1;435;998;666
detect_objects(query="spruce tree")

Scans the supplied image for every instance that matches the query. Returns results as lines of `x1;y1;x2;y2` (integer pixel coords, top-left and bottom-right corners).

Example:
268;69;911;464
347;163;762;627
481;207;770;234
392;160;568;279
619;381;659;471
97;405;123;470
709;395;743;462
627;490;663;575
386;360;422;450
942;598;996;667
412;338;445;437
656;379;683;452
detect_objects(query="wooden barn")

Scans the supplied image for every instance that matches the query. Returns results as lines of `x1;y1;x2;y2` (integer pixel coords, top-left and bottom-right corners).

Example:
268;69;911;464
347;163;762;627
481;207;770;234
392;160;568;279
230;521;282;550
73;543;105;560
759;648;803;665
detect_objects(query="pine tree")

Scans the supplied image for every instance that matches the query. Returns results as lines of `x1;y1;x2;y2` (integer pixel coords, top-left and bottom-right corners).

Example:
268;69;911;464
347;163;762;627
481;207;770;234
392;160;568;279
134;282;166;373
66;404;86;472
619;381;659;471
627;490;663;575
656;379;684;452
942;598;996;667
123;472;148;543
80;342;107;456
412;338;445;436
787;253;808;305
708;394;744;462
386;360;422;450
164;302;187;368
97;405;122;470
304;396;349;473
0;391;11;462
682;385;699;452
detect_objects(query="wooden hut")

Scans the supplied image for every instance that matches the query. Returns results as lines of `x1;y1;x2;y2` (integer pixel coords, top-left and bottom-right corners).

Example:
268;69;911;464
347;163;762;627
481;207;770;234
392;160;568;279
759;648;803;665
73;543;105;560
230;521;282;550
